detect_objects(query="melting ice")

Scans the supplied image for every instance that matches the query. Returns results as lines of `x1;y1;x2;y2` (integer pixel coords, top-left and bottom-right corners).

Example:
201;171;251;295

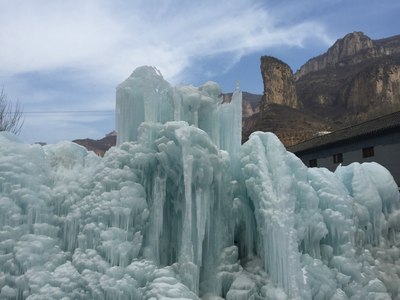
1;66;400;299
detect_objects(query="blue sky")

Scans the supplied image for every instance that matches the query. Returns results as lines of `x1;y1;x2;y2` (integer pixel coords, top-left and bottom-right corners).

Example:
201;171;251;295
0;0;399;144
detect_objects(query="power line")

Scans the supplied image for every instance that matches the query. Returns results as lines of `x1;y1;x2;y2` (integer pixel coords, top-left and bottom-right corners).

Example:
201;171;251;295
22;110;115;115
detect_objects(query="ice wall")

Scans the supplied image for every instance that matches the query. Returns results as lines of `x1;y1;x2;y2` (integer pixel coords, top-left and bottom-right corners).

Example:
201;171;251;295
1;66;400;299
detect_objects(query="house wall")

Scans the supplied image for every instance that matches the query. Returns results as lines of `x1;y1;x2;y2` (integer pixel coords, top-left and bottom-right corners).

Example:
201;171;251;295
293;131;400;187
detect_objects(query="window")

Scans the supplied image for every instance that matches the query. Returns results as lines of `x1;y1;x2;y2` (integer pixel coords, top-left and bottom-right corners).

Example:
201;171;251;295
309;159;317;167
333;153;343;164
362;147;374;158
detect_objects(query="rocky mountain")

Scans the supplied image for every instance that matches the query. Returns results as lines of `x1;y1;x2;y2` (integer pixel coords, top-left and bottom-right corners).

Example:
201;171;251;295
241;56;333;146
295;32;400;126
73;131;116;157
295;32;400;79
246;32;400;146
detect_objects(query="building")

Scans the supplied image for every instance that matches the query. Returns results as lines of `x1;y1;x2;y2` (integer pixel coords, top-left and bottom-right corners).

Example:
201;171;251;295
288;111;400;187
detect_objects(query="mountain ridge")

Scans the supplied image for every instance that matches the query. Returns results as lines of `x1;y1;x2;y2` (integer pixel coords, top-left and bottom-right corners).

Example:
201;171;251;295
295;31;400;79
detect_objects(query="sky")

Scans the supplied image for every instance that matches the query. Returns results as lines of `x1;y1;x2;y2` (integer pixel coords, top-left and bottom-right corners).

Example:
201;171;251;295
0;0;399;144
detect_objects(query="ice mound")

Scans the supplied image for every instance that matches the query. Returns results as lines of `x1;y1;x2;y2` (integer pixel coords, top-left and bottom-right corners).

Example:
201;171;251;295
1;66;400;299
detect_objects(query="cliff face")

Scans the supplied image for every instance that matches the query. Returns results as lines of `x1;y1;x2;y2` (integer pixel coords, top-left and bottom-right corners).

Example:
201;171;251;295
295;32;373;78
294;32;400;125
295;32;400;79
260;56;301;110
343;62;400;113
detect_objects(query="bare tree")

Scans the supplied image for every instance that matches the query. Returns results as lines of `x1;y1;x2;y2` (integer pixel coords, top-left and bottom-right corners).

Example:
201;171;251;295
0;89;24;135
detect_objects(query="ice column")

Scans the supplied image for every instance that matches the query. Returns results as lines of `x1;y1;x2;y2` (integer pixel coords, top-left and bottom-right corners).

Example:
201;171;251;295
116;66;173;145
240;132;310;299
218;85;242;159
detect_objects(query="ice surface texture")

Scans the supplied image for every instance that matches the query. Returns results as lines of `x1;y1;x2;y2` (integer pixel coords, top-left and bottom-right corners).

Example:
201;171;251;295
0;67;400;299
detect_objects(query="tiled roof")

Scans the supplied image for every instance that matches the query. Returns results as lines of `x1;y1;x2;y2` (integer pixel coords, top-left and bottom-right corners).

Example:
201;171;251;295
288;110;400;154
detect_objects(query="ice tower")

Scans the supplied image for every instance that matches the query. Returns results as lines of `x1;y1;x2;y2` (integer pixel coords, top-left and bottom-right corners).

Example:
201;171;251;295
116;66;242;158
115;66;245;295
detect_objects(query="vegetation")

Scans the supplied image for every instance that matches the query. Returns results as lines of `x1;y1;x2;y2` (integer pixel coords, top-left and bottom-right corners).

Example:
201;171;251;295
0;89;24;135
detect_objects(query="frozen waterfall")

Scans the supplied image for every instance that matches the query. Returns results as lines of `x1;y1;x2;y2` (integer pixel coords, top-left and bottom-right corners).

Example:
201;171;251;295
1;66;400;299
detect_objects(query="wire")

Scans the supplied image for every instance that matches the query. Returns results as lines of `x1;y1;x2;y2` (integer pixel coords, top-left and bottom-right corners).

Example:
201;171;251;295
22;110;114;115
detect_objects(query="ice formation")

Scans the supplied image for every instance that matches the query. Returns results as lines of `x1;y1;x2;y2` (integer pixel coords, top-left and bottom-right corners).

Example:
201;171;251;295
1;66;400;299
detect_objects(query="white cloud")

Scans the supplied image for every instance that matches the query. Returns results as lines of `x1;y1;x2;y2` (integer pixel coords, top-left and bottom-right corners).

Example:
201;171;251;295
0;0;331;83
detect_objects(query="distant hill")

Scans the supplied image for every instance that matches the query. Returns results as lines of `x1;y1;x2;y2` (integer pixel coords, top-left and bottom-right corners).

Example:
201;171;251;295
73;131;116;157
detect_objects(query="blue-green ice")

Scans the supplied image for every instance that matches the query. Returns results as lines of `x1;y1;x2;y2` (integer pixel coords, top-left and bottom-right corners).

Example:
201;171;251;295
0;66;399;299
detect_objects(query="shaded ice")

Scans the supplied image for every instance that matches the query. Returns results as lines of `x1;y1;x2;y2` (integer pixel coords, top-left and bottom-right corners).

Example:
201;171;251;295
0;67;400;299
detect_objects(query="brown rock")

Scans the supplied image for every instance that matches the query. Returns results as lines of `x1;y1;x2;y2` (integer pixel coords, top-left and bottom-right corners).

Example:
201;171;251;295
260;56;301;110
295;32;400;80
73;133;116;157
342;62;400;114
295;32;374;79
